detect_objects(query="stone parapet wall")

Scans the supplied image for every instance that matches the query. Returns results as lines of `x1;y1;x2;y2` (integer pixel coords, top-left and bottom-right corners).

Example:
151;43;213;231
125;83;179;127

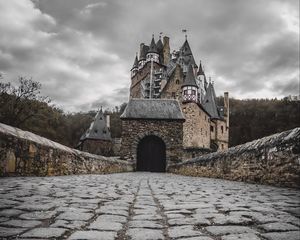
169;128;300;188
0;123;132;177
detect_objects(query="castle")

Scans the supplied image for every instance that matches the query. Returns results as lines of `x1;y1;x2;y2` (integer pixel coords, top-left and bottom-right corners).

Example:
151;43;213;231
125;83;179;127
80;34;229;171
119;34;229;171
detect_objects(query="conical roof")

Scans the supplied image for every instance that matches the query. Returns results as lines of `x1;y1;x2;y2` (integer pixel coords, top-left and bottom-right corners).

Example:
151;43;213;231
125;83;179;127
203;82;221;119
179;39;197;67
131;54;138;70
156;37;163;52
139;44;149;60
148;36;158;54
182;64;198;88
197;61;205;76
80;109;111;141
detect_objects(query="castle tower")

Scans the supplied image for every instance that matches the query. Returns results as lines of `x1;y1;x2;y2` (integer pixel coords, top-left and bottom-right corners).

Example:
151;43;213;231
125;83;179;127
182;64;199;102
138;43;147;70
146;35;159;63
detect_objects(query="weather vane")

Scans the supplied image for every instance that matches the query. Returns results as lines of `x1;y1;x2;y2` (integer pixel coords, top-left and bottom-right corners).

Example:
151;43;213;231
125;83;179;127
182;29;188;40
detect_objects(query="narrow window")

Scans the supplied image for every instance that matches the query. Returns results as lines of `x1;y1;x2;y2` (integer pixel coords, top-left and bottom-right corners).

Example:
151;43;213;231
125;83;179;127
221;126;224;134
175;79;179;84
210;126;214;132
172;92;176;98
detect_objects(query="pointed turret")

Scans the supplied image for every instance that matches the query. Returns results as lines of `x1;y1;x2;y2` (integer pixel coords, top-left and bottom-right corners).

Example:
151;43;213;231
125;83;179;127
156;37;163;53
197;61;205;76
179;39;197;71
148;35;158;53
182;64;199;102
146;35;159;63
131;54;138;77
131;54;138;70
203;82;221;119
182;64;198;88
80;108;111;141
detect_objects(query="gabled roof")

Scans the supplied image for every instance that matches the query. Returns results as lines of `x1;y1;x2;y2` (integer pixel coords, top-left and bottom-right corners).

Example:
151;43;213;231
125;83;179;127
120;99;185;120
148;36;158;54
182;64;198;88
80;109;111;141
203;82;221;119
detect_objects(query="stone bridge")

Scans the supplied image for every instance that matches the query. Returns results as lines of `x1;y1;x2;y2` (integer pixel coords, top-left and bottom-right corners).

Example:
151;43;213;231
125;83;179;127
0;123;300;239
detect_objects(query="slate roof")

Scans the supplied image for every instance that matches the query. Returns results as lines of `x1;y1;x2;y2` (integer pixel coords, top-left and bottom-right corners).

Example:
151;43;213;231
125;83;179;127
182;64;198;88
131;55;138;70
80;109;111;141
197;61;205;76
156;38;163;53
179;39;197;68
120;99;185;120
202;82;221;119
148;36;158;53
140;44;149;60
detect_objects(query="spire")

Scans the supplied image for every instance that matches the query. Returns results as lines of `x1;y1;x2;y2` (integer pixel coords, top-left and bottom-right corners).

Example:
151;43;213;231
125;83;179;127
197;61;205;76
148;34;158;54
203;82;221;119
179;38;197;68
131;53;138;70
156;36;163;53
182;64;198;88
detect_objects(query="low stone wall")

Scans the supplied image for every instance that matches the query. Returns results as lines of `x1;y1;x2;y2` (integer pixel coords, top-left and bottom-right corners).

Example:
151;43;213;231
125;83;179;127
0;123;133;177
169;128;300;188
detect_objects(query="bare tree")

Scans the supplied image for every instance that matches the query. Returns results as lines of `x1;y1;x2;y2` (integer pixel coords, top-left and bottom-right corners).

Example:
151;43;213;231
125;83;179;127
0;76;51;127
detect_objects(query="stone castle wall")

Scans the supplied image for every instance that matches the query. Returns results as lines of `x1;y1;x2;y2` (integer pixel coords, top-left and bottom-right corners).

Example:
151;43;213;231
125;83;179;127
120;119;183;167
0;123;132;177
169;128;300;188
80;139;113;156
182;102;211;149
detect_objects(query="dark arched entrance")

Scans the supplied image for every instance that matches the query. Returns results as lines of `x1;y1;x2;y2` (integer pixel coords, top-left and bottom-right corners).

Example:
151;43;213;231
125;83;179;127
137;135;166;172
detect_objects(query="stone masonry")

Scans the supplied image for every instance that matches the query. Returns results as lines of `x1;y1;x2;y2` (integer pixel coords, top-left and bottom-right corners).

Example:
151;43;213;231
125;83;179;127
169;127;300;188
0;123;132;177
120;119;183;166
0;173;299;240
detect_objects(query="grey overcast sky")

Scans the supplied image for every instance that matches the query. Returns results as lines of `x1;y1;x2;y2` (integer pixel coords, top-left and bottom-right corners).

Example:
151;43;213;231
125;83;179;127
0;0;299;112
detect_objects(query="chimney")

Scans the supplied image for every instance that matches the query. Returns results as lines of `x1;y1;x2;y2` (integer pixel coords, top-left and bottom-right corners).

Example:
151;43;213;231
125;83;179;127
106;115;110;129
163;36;170;65
224;92;229;128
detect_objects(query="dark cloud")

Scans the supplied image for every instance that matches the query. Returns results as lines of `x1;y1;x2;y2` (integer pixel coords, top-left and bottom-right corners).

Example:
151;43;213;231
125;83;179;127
0;0;299;112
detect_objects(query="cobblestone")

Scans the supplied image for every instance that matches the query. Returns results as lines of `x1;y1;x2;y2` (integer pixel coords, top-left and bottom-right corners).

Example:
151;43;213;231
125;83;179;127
0;172;299;239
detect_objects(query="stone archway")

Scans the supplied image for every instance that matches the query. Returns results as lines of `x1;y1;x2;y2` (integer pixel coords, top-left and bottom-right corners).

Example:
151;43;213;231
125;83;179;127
136;135;166;172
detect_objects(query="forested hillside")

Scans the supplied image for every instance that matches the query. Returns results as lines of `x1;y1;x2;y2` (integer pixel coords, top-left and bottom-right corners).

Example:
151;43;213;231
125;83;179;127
1;78;299;148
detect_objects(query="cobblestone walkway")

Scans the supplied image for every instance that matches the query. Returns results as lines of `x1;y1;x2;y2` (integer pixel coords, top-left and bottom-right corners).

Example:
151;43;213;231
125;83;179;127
0;173;299;240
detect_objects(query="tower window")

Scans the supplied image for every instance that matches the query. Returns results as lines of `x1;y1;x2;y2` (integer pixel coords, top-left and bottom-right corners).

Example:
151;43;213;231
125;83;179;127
183;90;187;95
175;79;179;84
192;90;196;95
210;126;214;132
172;92;176;98
221;126;224;134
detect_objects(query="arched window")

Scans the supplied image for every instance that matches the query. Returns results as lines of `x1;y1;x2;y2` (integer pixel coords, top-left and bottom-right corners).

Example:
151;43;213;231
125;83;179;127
175;79;179;84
